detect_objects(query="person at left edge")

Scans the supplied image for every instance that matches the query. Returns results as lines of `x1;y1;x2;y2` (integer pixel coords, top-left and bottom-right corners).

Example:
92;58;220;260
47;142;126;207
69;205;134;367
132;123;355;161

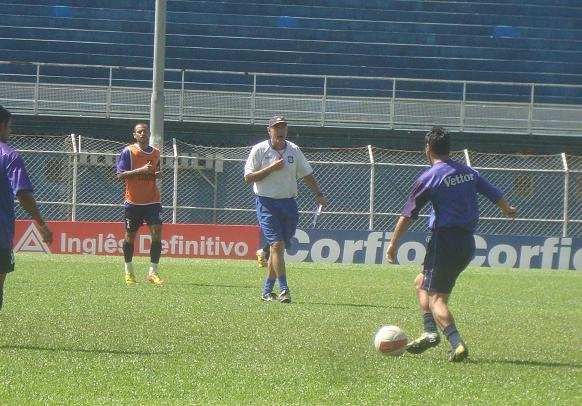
0;105;53;310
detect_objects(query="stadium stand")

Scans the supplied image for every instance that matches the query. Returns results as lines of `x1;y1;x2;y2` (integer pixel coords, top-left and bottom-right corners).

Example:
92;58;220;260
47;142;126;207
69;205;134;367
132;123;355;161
0;1;580;84
0;0;580;152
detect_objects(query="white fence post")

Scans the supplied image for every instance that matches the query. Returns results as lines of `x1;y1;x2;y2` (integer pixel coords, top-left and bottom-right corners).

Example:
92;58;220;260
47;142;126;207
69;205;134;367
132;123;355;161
172;138;178;224
368;145;375;230
562;152;569;237
463;149;471;166
70;133;78;221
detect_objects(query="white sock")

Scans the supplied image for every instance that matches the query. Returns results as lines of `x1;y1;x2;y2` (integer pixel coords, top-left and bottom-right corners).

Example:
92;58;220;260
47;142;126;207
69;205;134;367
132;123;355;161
124;262;134;273
149;263;158;274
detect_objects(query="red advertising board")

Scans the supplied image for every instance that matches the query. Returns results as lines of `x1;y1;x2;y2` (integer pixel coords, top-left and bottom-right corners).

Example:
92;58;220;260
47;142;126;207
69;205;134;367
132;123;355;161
14;221;261;260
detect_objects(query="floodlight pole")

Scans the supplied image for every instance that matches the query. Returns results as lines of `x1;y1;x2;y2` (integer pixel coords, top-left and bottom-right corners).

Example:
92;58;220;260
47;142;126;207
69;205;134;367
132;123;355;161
150;0;166;150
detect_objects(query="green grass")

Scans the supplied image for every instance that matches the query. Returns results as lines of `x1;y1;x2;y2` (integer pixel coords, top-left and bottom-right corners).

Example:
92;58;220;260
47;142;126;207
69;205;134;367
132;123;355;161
0;253;580;405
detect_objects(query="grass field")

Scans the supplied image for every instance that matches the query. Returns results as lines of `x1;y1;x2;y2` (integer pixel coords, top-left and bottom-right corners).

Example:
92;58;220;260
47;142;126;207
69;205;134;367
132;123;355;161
0;253;580;405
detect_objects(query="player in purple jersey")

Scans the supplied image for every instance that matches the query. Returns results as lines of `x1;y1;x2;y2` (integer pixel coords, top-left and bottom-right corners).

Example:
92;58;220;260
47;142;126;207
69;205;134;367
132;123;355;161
386;127;517;362
0;106;53;310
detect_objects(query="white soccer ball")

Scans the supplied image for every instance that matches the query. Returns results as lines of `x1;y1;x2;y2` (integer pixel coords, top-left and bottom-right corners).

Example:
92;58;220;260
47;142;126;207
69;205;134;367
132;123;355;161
374;325;408;356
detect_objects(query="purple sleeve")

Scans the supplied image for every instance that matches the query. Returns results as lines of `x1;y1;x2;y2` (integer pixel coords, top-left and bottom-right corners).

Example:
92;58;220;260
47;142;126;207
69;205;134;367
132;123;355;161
116;148;131;174
476;173;503;203
401;179;431;219
7;153;33;196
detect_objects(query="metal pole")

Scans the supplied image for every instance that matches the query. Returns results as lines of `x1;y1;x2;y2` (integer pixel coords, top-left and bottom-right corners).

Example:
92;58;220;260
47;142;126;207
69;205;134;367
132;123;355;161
34;64;40;115
213;168;218;224
172;138;178;224
321;75;327;127
251;74;256;125
106;67;112;118
390;79;396;128
561;153;569;237
528;83;535;135
460;81;466;132
179;69;185;122
367;145;375;230
70;133;78;221
150;0;166;150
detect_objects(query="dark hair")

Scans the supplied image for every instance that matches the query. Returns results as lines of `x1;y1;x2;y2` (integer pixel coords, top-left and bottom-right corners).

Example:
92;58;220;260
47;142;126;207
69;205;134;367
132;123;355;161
0;105;12;126
425;126;450;155
133;122;149;132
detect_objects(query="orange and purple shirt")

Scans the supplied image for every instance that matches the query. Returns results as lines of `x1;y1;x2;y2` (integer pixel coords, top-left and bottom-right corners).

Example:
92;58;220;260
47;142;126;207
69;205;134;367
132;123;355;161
116;144;161;206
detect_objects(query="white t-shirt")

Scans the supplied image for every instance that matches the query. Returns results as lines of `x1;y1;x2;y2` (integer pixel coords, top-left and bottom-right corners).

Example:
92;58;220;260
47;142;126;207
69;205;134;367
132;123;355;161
244;140;313;199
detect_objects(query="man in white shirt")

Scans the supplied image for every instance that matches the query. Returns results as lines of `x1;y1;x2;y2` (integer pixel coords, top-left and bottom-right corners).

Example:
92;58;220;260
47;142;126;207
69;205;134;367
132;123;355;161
244;115;328;303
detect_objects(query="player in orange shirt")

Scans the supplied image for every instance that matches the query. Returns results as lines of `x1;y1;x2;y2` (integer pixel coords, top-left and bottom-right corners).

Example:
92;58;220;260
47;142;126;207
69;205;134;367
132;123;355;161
116;123;164;286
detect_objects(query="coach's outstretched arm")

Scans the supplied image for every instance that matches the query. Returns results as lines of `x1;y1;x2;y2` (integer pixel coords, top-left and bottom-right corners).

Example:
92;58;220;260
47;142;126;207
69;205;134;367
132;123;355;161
302;174;328;207
16;191;52;244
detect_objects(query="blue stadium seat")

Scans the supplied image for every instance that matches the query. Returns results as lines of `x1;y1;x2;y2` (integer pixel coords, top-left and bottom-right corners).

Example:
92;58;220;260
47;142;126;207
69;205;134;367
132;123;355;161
0;0;580;97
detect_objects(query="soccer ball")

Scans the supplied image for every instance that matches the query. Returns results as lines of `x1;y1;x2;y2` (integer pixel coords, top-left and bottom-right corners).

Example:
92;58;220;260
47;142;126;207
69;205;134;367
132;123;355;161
374;325;408;356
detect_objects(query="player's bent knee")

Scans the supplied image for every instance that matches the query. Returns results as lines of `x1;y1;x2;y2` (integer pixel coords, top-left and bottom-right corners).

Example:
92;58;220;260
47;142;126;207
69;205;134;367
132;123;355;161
428;292;449;306
414;273;424;290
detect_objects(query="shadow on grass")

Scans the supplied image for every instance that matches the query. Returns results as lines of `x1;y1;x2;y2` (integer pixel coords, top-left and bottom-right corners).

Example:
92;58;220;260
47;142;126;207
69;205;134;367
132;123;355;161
470;358;581;369
0;344;169;356
297;301;407;310
182;283;256;290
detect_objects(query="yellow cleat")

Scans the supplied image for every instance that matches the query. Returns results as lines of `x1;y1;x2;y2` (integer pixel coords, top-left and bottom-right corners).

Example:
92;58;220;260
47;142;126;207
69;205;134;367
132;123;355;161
448;342;469;362
125;272;137;286
146;272;164;287
256;249;267;268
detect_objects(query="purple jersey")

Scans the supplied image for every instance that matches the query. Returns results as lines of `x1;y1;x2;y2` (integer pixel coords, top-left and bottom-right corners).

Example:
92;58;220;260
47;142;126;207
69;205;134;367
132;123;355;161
0;142;34;249
402;159;503;232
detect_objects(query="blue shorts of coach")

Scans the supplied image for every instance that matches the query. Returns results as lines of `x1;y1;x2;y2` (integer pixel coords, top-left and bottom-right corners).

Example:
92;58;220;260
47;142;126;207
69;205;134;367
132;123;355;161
256;196;299;248
422;227;475;294
124;203;163;233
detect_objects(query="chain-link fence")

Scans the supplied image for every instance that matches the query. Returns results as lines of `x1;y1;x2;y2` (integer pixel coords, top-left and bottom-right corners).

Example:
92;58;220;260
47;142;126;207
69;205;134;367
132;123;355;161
10;134;581;237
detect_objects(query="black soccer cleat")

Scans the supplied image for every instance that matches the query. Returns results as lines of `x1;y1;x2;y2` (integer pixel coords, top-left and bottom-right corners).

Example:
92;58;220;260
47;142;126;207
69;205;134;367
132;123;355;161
261;292;277;302
278;289;291;304
406;332;441;354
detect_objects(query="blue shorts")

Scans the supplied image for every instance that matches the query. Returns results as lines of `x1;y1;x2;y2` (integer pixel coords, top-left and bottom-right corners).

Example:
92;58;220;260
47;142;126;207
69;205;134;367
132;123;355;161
0;248;15;274
124;203;163;233
422;227;475;294
256;196;298;248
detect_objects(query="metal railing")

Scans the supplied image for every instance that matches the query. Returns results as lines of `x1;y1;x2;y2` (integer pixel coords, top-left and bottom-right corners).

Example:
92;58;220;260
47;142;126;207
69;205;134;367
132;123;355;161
10;135;581;238
1;61;582;136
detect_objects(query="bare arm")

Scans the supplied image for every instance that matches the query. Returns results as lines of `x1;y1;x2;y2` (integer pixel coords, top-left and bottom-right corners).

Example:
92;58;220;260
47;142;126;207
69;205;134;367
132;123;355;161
385;216;413;264
496;197;517;218
243;159;284;184
16;191;53;244
116;161;155;181
302;173;328;206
